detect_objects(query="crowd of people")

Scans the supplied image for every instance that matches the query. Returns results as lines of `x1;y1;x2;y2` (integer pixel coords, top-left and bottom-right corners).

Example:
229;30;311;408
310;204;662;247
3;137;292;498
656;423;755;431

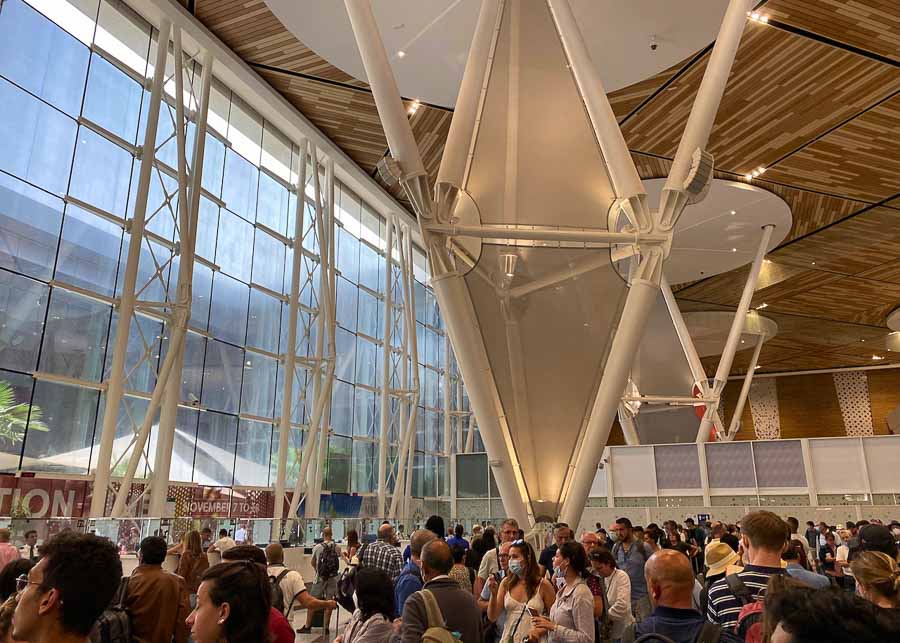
0;512;893;642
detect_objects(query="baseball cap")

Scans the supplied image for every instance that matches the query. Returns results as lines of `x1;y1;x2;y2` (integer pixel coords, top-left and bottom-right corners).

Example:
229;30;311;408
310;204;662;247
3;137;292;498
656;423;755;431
859;524;897;557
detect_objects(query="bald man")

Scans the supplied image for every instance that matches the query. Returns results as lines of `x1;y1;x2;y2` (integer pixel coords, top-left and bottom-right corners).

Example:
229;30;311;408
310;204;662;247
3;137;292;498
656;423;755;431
630;550;723;643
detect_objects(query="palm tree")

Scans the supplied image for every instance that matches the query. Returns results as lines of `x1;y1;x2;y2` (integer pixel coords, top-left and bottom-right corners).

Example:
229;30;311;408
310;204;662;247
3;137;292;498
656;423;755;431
0;380;48;448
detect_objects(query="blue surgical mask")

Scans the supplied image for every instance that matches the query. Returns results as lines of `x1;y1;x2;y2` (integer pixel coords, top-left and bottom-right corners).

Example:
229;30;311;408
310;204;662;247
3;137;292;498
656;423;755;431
609;531;620;544
508;560;524;576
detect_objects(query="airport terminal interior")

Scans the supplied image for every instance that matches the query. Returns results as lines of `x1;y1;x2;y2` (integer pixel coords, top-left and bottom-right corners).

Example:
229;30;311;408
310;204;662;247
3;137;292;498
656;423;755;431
1;0;900;640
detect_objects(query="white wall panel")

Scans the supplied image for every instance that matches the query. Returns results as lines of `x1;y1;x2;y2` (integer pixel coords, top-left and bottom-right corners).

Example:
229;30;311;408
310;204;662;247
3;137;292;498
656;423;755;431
610;446;656;497
863;435;900;493
809;438;867;494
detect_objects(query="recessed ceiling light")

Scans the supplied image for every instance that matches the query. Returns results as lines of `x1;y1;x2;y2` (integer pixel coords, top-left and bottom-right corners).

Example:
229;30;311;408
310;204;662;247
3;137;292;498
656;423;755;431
756;303;768;310
397;50;406;58
731;247;737;252
872;355;884;360
811;261;816;265
730;210;737;215
755;365;761;369
744;173;753;181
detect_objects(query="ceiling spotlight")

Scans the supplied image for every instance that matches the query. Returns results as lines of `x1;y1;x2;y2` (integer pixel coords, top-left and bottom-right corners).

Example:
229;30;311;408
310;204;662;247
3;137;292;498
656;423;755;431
731;247;737;252
763;259;772;264
408;99;421;115
744;173;753;181
755;365;761;369
397;50;406;58
872;355;885;360
811;261;816;265
760;15;769;23
499;253;518;279
756;303;768;310
757;166;767;174
730;210;736;215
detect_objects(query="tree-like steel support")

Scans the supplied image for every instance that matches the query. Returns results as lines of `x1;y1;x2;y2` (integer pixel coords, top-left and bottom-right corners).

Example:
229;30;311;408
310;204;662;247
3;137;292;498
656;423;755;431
725;333;765;440
345;0;753;529
286;151;337;523
273;137;310;538
92;20;217;517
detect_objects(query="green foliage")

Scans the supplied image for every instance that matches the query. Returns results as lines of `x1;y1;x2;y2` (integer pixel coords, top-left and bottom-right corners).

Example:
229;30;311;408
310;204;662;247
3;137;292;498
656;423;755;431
0;380;48;449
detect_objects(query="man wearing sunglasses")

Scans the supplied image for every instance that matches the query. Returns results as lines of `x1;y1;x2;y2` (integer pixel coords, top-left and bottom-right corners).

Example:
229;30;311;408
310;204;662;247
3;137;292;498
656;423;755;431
12;531;122;643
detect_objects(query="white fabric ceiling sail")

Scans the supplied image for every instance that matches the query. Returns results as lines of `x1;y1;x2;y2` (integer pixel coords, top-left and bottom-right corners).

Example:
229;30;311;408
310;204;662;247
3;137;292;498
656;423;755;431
461;0;627;519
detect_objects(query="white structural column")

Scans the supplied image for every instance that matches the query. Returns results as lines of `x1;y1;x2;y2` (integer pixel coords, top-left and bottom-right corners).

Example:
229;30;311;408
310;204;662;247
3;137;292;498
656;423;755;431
90;19;173;518
273;138;310;536
376;220;394;517
696;224;774;442
443;334;452;496
725;334;765;440
286;149;337;522
149;35;213;518
617;403;640;446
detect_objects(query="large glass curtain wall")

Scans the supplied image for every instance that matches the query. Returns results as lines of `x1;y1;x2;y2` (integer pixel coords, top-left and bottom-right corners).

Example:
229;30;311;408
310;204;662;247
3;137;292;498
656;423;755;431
0;0;468;506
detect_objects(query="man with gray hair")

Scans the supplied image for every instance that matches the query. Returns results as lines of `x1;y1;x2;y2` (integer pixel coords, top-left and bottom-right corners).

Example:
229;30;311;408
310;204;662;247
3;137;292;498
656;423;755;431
395;529;437;614
359;522;404;582
475;517;519;596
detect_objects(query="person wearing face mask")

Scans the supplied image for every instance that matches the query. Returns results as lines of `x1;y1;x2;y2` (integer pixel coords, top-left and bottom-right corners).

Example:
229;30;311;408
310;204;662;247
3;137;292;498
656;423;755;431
479;542;512;643
526;542;594;643
487;542;555;642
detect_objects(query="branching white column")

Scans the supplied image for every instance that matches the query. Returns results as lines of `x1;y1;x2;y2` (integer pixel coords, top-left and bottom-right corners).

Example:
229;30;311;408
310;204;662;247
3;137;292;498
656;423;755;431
376;220;394;517
90;19;172;518
150;34;212;518
273;138;309;536
725;334;765;440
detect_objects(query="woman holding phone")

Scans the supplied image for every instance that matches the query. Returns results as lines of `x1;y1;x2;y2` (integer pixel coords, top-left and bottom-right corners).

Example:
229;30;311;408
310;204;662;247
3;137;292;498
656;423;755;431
487;541;555;642
528;541;595;643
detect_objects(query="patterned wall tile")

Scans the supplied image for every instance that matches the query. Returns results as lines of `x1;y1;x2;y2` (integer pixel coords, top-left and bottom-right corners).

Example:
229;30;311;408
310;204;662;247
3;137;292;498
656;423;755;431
750;378;780;439
706;442;756;488
654;444;702;489
833;371;874;436
753;441;807;487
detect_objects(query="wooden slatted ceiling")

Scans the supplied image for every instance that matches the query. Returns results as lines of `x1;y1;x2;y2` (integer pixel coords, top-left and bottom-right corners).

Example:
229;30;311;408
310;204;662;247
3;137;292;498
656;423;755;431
193;0;900;376
620;21;900;181
764;0;900;64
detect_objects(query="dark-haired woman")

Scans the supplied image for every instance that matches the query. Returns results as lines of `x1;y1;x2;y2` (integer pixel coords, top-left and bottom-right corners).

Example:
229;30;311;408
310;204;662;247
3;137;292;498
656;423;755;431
530;541;594;642
334;567;395;643
343;529;361;564
186;561;271;643
175;530;209;607
487;541;555;642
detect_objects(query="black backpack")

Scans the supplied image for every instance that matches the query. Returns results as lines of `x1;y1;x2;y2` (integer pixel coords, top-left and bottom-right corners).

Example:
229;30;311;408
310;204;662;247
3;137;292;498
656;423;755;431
269;569;292;614
89;577;130;643
317;541;340;579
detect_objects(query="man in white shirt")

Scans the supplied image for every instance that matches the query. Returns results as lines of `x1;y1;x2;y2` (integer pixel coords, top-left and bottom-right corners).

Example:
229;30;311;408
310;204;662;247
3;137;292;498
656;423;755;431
20;530;40;562
208;528;236;553
265;543;337;618
589;548;634;641
475;518;519;597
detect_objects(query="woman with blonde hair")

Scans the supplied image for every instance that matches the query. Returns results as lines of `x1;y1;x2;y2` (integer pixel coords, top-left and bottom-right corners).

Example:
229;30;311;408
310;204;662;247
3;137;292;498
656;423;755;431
850;550;900;609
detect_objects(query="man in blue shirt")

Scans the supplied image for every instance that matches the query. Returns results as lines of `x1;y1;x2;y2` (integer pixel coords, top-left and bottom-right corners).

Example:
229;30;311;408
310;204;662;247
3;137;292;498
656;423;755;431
634;549;733;643
447;523;470;552
478;541;511;643
783;543;829;590
394;529;436;615
611;517;654;622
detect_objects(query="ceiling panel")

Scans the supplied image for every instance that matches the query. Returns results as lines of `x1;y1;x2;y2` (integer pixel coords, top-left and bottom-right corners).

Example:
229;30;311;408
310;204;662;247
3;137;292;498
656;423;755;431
621;21;900;176
764;0;900;64
763;275;900;326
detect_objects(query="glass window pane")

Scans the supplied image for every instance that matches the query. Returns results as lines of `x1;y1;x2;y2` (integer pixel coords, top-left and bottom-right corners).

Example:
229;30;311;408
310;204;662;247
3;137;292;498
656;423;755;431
234;419;271;487
208;272;248;346
82;53;142;143
0;77;77;196
193;410;236;486
336;277;357;332
0;172;64;280
88;393;147;477
351;440;375;494
240;352;277;418
324;434;351;494
201;340;243;414
274;365;305;425
337;227;359;284
256;171;289;235
353;387;375;439
39;288;110;381
251;229;285;293
355;337;376;387
359;242;381;293
334;328;356;383
215;209;253;282
261;123;292;183
189;261;212;331
456;453;488;498
127;163;176;241
330;380;353;437
426;410;441;453
0;0;90;116
0;369;35;472
195;197;219;260
337;187;361;236
357;289;380;339
169;406;198;482
246;288;281;354
23;380;98;474
221;150;258;222
180;331;205;404
201;133;225;198
55;204;122;296
0;271;48;372
70;127;133;215
25;0;99;45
